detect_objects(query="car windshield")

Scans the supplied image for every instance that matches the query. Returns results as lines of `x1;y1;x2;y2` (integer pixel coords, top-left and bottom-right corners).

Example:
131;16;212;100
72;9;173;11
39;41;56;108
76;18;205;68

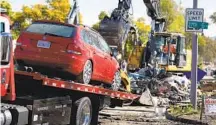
26;22;76;38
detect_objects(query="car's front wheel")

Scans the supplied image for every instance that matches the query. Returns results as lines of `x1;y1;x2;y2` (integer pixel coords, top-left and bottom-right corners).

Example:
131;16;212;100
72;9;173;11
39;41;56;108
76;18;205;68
77;60;92;84
111;71;121;91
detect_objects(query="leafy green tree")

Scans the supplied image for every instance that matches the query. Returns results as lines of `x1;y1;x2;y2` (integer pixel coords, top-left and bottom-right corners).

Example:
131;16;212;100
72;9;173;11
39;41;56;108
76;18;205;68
0;0;20;39
0;0;12;15
92;11;109;31
160;0;184;33
201;38;216;62
1;0;82;39
98;11;108;20
210;12;216;23
160;0;177;30
22;0;70;22
92;23;100;31
135;17;150;45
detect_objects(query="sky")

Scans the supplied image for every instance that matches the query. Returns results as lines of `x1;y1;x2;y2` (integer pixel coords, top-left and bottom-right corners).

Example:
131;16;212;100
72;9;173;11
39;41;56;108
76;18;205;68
8;0;216;37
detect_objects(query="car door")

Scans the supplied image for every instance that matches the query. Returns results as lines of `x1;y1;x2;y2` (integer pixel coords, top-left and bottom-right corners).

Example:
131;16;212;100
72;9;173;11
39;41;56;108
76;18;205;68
98;36;115;82
88;32;107;80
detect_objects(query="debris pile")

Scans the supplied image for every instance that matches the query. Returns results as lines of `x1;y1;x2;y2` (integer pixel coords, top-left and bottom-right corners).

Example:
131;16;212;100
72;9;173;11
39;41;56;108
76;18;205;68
128;67;191;102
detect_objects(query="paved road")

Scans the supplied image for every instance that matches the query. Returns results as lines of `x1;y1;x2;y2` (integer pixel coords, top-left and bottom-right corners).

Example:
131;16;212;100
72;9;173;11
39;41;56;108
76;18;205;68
98;106;187;125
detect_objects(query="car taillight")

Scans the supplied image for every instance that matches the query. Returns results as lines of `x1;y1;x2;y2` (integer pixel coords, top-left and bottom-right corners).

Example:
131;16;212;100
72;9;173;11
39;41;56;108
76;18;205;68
66;43;82;55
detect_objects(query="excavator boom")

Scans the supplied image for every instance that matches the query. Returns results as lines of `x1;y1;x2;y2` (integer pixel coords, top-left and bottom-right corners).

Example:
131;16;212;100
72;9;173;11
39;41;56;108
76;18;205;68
143;0;161;19
65;0;80;25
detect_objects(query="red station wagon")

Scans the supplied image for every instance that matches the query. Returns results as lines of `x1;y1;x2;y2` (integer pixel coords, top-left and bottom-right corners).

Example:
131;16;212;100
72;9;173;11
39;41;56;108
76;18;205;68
15;20;121;90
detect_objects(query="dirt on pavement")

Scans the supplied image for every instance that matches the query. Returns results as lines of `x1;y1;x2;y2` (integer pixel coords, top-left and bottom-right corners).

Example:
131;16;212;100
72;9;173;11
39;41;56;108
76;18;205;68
98;106;192;125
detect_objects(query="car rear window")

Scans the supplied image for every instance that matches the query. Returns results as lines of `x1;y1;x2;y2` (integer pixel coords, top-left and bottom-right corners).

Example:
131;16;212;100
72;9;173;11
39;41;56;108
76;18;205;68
26;22;76;38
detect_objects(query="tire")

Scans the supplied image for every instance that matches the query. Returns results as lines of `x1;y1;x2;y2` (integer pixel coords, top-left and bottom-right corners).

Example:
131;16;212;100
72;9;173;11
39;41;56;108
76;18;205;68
77;60;92;84
74;97;92;125
111;71;121;91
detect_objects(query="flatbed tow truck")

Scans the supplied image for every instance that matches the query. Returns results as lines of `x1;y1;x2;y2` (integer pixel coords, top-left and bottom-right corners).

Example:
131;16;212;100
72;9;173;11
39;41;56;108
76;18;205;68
0;7;141;125
0;0;167;124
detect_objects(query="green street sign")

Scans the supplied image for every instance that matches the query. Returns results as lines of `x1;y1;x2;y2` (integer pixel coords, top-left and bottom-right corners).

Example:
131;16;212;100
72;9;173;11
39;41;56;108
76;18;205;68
201;22;209;29
188;21;209;29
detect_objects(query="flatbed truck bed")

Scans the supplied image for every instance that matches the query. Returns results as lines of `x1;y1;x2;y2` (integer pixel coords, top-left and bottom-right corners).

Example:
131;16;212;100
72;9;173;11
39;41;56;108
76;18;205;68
1;70;140;125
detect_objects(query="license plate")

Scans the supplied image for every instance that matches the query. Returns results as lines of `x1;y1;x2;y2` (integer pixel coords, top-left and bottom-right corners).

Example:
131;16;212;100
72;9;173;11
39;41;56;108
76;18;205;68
37;40;51;49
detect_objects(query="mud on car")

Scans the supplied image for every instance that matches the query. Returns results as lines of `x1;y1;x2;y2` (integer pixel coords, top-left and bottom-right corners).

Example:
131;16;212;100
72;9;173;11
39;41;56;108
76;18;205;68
15;20;121;90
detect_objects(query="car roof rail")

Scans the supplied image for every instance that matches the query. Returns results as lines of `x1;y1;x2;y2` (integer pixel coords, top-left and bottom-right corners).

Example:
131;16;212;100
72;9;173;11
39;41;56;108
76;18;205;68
77;23;99;34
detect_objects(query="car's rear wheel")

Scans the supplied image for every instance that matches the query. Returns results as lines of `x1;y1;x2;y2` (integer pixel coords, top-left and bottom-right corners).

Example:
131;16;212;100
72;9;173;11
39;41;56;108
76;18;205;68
111;71;121;91
77;60;92;84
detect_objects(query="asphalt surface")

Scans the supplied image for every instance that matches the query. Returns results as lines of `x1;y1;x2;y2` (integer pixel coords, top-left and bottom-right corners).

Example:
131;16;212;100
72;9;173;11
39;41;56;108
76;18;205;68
98;106;189;125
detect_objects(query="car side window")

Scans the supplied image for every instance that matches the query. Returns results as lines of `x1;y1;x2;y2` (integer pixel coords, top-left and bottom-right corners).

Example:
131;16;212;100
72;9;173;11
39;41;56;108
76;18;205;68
98;36;111;54
81;30;92;44
89;32;101;50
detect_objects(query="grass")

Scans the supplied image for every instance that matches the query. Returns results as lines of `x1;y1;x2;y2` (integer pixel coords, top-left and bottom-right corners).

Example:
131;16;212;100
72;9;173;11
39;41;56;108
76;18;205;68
169;104;201;116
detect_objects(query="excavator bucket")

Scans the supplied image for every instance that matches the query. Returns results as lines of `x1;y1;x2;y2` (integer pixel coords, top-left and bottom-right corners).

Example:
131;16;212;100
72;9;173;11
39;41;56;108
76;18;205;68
99;18;131;51
98;0;136;53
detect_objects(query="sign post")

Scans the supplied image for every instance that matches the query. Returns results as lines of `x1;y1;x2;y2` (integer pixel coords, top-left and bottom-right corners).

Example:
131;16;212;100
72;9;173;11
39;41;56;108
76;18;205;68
185;0;205;110
186;1;209;110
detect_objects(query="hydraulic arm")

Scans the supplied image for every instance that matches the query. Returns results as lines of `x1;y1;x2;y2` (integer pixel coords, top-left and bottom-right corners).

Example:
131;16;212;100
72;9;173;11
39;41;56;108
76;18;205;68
143;0;165;33
65;0;80;25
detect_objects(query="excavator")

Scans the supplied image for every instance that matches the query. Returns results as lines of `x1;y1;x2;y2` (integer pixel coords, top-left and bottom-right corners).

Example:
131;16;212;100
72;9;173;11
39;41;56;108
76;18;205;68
139;0;191;73
97;0;162;92
98;0;191;73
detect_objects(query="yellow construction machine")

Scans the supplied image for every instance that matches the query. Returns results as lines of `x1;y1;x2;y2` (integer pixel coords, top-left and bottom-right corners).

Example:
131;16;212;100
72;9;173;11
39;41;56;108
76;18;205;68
128;32;192;73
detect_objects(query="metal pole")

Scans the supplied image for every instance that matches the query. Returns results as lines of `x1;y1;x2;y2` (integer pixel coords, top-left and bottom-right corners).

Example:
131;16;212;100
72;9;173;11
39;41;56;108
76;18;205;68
190;0;198;110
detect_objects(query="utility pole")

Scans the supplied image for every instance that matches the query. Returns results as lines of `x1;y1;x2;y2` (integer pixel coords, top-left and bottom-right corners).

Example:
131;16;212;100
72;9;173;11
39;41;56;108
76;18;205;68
191;0;198;110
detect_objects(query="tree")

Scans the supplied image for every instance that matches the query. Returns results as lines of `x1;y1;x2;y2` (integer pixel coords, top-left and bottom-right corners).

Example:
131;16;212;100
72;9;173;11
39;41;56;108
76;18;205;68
0;0;12;15
199;37;216;62
22;0;70;22
160;0;177;30
92;23;100;31
98;11;108;21
160;0;184;33
0;0;74;39
135;17;150;45
210;12;216;23
0;0;21;39
92;11;109;31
